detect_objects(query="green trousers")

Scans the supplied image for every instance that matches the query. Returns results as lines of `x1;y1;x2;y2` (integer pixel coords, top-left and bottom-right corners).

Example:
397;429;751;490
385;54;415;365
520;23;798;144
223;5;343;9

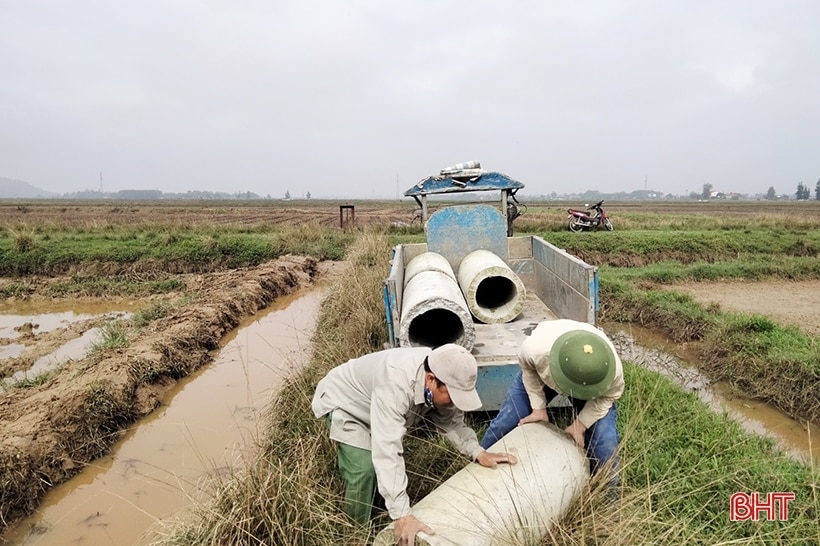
326;414;377;524
337;441;377;524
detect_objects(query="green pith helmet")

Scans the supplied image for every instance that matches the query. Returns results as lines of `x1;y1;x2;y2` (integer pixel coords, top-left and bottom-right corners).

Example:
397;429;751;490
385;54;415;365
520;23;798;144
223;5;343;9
550;330;617;400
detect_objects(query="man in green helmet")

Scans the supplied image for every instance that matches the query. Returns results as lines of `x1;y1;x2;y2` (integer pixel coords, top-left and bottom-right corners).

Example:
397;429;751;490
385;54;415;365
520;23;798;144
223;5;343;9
481;319;623;482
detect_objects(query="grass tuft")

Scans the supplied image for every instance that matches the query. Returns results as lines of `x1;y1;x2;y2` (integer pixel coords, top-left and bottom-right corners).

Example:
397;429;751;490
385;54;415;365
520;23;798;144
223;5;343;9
90;320;129;353
9;226;37;253
132;300;176;328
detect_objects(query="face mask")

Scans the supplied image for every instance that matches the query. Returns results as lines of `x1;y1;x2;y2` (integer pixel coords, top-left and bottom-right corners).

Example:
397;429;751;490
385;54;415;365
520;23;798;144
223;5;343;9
424;386;434;408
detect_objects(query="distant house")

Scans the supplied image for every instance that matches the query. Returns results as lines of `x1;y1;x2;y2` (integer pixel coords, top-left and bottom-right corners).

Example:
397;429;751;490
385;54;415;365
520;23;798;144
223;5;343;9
710;191;741;200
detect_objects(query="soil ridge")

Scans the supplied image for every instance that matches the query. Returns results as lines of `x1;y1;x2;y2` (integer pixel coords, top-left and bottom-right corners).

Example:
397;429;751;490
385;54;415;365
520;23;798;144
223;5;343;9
0;255;319;532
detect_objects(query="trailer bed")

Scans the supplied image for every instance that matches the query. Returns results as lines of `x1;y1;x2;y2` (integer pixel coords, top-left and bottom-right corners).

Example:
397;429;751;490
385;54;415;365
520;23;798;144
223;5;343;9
383;203;598;411
472;291;557;365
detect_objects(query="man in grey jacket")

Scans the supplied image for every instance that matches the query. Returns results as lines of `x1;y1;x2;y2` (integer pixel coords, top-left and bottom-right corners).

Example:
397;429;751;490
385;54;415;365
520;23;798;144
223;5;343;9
312;343;517;545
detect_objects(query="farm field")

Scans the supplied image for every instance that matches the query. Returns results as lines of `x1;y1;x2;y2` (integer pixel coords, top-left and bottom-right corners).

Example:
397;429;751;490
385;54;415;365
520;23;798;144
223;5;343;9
1;197;817;229
1;198;819;544
667;279;820;337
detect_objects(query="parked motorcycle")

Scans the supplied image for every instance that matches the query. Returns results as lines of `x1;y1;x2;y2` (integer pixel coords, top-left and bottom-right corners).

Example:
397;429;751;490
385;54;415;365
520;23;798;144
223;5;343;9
567;200;613;232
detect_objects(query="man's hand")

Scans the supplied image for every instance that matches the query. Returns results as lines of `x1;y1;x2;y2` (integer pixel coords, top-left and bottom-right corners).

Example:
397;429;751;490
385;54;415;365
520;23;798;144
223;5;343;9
518;408;549;426
564;419;587;448
394;515;434;546
476;450;518;468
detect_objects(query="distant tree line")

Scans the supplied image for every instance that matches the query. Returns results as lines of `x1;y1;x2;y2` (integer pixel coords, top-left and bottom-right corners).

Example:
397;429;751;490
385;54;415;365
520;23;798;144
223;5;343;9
691;180;820;201
795;179;820;200
61;189;275;200
795;183;809;200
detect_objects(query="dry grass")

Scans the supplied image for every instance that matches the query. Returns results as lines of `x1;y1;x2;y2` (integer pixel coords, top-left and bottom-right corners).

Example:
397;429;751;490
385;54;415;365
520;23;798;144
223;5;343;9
6;225;37;253
146;230;391;545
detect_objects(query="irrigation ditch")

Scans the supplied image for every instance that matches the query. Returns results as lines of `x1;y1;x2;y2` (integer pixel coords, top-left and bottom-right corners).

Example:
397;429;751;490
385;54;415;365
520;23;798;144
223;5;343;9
1;267;817;544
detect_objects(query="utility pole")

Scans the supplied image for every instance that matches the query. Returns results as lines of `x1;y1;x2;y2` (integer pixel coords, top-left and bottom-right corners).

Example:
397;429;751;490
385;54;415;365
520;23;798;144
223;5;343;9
99;171;103;193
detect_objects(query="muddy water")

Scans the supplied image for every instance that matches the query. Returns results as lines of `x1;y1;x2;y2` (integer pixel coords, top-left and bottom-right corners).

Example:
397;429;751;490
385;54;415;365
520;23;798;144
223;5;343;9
3;315;130;387
0;305;130;387
608;323;820;465
0;310;124;362
3;287;325;546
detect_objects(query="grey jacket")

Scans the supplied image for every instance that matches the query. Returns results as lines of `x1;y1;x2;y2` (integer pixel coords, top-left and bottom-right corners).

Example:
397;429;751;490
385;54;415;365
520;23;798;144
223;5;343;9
311;347;483;519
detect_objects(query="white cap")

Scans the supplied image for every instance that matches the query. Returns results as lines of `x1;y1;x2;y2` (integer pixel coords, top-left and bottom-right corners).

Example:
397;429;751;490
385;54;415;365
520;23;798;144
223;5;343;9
427;344;482;412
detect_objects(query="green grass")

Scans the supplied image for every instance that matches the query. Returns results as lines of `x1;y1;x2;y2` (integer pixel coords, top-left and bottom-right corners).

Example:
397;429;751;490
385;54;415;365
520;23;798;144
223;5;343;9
89;320;130;353
0;367;62;391
0;224;352;276
598;276;820;424
515;200;820;233
539;229;820;267
0;282;33;298
603;256;820;284
132;300;176;328
546;363;819;545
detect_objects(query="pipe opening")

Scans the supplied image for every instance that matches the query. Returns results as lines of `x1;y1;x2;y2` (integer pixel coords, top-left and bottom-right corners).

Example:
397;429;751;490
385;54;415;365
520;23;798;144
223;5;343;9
407;308;465;347
475;276;518;309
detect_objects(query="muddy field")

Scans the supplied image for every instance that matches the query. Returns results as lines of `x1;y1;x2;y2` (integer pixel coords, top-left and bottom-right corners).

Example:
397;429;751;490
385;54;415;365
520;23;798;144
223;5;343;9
669;280;820;337
1;200;818;535
0;255;339;531
3;198;818;230
0;201;423;229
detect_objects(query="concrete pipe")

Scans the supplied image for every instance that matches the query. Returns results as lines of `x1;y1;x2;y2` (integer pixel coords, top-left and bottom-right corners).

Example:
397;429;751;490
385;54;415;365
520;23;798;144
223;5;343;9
373;422;589;546
399;253;475;350
404;251;456;286
457;249;526;324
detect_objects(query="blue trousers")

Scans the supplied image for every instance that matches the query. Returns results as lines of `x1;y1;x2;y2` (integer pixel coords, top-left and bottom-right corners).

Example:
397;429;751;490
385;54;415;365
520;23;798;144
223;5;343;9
481;371;620;479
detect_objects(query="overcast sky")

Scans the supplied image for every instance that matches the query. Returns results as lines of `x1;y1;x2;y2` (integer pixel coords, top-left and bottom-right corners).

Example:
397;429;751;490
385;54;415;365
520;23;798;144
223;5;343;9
2;1;819;199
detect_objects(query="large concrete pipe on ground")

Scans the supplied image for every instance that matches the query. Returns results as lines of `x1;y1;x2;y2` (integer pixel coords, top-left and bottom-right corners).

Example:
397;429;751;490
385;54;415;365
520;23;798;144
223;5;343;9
457;249;526;324
373;423;589;546
399;252;475;350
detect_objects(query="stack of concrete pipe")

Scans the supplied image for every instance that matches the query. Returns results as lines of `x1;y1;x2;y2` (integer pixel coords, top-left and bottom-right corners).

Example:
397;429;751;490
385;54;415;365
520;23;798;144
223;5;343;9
399;252;476;350
457;249;525;324
373;423;590;546
398;250;525;350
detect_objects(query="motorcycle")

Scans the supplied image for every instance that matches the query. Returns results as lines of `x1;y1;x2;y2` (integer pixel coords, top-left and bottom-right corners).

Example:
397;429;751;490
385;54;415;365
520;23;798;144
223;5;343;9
567;200;613;232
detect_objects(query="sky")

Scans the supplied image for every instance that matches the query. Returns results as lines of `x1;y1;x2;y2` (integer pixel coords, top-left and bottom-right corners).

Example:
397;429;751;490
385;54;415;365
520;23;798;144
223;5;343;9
2;1;819;199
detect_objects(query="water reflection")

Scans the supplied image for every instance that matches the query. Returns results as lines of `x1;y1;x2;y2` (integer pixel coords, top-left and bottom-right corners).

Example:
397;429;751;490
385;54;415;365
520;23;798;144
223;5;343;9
0;343;26;360
0;310;126;338
608;324;819;465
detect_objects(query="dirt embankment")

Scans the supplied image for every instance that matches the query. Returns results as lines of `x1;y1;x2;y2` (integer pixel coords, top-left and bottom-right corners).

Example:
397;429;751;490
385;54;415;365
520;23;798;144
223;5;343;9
0;255;328;532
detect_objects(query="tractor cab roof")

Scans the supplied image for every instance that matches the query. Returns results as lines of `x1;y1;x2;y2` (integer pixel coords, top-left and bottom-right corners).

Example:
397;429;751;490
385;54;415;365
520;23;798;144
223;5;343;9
404;171;525;197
